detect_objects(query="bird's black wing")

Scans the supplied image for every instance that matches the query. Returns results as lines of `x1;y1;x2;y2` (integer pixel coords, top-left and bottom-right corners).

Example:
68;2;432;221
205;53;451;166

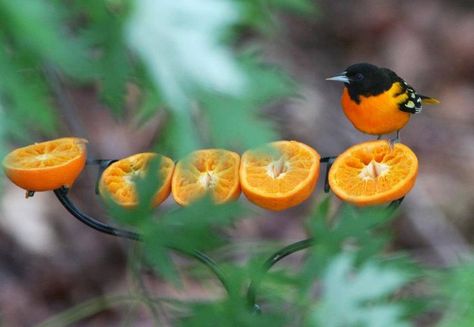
382;69;423;114
398;80;423;114
381;68;422;114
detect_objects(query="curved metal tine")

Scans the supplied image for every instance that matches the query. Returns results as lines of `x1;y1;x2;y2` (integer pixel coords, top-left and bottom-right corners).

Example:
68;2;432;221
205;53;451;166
53;187;230;293
320;156;337;163
168;246;230;294
247;196;405;312
388;196;405;211
322;157;336;193
319;156;337;193
247;238;315;313
54;187;140;240
87;159;118;194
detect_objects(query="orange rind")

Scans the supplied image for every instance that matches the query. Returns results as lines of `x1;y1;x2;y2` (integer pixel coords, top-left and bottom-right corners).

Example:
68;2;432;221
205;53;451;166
99;153;174;208
328;140;418;206
240;141;320;211
3;137;87;192
172;149;240;206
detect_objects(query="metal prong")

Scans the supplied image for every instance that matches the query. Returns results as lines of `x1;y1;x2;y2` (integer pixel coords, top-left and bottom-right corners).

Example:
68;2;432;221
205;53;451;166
25;191;35;198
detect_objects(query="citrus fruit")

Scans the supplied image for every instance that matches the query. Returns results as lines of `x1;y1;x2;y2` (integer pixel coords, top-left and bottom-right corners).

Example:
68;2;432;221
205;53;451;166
172;149;240;206
99;153;174;208
240;140;320;211
2;137;87;192
328;140;418;206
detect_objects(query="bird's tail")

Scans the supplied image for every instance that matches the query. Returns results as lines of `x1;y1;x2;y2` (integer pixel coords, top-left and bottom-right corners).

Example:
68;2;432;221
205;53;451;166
420;95;440;105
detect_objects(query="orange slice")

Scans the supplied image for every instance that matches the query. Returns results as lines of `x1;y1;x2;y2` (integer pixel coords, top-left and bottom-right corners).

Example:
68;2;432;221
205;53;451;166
328;140;418;206
2;137;87;192
99;153;174;208
240;140;320;211
172;149;240;206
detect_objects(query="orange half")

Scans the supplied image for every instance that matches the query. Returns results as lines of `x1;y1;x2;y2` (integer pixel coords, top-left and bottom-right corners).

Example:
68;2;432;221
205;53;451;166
2;137;87;192
240;140;320;211
172;149;240;206
99;153;175;208
328;140;418;206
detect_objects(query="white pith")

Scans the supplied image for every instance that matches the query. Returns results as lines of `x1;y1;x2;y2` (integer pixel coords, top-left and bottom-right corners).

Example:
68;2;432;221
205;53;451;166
266;157;290;179
36;154;50;161
199;171;218;189
124;170;141;185
358;160;389;181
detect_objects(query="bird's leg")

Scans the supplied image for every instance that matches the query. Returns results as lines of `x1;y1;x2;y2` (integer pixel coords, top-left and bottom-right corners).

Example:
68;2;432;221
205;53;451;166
376;135;382;140
389;130;401;148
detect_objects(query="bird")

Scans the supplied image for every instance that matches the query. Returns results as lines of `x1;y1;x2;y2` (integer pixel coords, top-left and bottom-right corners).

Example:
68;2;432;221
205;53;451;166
326;63;439;143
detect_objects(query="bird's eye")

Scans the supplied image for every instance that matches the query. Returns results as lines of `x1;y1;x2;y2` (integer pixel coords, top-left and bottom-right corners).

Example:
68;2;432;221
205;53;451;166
354;73;364;81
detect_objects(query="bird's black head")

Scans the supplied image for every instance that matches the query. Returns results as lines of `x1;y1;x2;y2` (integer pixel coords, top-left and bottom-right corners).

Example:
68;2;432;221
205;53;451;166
327;63;394;103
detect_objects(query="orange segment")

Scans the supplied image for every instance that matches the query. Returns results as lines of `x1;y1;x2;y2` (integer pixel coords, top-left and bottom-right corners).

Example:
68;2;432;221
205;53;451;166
240;140;320;211
2;137;87;192
172;149;240;206
99;153;174;208
328;140;418;206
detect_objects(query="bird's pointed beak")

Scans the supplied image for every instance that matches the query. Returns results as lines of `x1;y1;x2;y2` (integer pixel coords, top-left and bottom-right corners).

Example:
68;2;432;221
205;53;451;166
326;72;350;83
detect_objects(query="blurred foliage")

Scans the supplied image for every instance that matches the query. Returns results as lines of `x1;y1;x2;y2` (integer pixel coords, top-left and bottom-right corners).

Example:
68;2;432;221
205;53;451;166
311;253;409;327
1;0;471;326
237;0;316;34
433;261;474;327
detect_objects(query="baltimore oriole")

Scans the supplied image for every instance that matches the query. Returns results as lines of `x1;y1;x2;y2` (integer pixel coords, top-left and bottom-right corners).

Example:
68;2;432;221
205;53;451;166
327;63;439;142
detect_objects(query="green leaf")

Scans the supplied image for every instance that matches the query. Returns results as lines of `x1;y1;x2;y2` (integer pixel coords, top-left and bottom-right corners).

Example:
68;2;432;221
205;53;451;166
137;197;242;284
311;195;331;221
157;196;243;252
141;221;180;286
0;45;56;138
135;81;164;125
302;202;396;286
104;153;176;228
203;102;276;149
0;0;92;79
74;0;132;113
156;111;200;158
271;0;316;15
237;0;316;34
434;261;474;327
99;36;130;114
201;54;295;149
126;0;244;111
179;291;288;327
134;155;164;211
311;254;410;327
0;100;6;164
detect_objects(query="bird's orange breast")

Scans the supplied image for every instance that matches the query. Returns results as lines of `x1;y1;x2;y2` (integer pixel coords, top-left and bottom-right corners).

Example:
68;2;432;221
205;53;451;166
341;82;411;135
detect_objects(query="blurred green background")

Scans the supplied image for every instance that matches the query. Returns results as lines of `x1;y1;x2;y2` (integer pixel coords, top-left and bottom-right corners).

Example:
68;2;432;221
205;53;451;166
1;0;473;326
